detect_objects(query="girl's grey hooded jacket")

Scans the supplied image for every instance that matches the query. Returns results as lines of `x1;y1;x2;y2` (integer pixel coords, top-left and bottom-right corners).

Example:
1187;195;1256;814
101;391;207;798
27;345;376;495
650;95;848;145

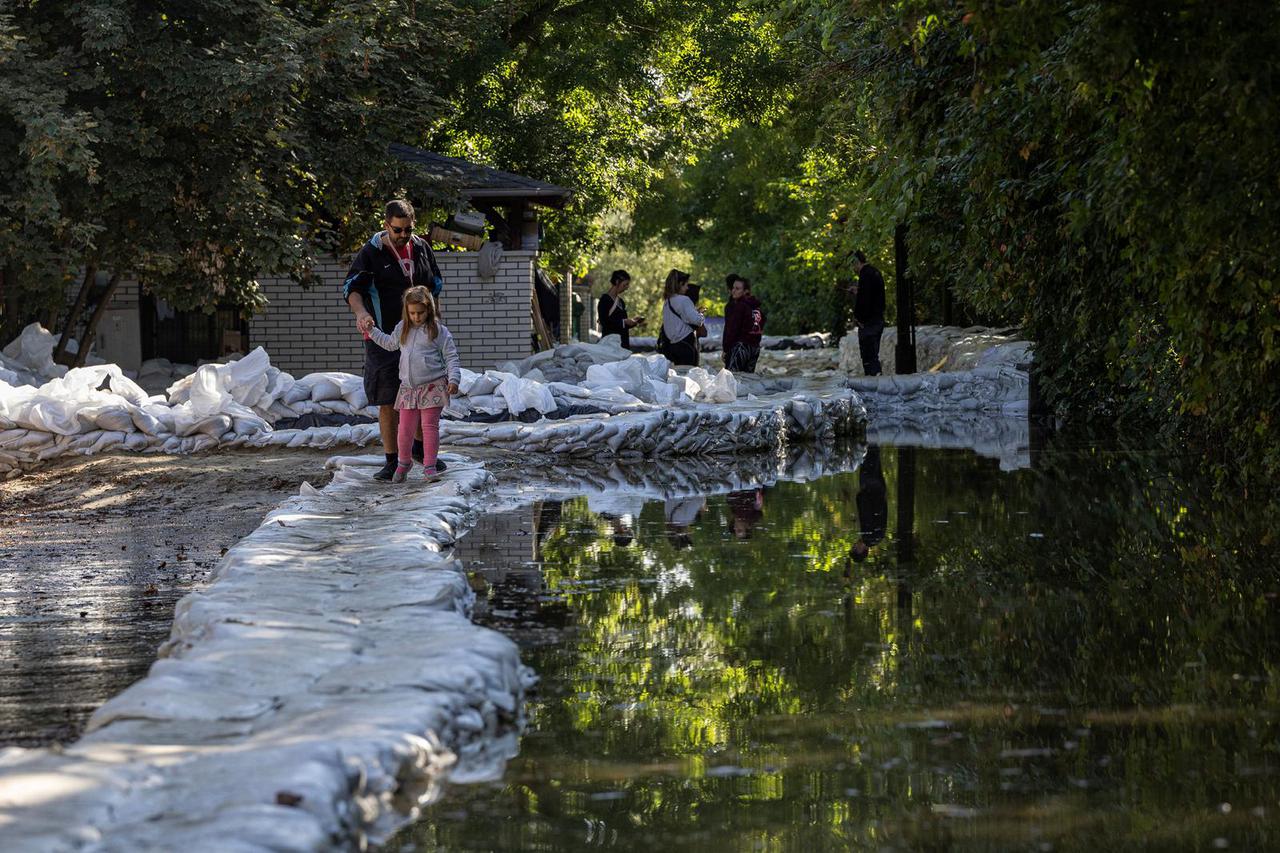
367;322;462;389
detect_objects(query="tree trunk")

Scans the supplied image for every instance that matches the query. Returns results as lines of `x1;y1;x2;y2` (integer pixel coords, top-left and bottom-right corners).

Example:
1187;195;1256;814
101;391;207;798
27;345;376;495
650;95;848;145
55;263;96;364
75;272;120;367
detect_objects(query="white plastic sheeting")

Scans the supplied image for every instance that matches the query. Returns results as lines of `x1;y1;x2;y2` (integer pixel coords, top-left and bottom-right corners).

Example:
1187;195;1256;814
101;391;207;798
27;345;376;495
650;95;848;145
0;459;530;851
1;331;775;475
0;324;71;388
496;335;634;383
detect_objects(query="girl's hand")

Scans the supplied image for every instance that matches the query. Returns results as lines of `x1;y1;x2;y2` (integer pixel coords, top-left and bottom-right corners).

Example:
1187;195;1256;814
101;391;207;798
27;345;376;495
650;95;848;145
448;382;459;396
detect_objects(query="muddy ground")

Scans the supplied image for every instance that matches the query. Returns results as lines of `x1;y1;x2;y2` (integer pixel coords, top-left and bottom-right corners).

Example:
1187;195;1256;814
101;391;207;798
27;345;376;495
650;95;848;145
0;449;337;746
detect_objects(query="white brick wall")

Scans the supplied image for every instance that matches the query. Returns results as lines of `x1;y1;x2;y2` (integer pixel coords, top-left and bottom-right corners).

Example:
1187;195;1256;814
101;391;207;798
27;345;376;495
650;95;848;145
251;251;535;375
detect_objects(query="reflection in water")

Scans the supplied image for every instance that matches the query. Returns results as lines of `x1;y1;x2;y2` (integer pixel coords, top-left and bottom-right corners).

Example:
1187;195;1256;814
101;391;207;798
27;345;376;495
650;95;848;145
664;497;705;550
850;445;888;563
726;489;763;540
407;442;1280;851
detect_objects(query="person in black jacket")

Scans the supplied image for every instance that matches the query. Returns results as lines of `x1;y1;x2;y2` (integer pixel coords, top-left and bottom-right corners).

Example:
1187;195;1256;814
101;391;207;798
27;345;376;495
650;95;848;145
343;199;445;480
851;250;886;376
597;269;645;349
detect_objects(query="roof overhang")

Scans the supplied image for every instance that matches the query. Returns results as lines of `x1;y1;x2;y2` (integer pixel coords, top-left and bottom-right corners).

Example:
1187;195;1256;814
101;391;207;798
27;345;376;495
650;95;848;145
390;143;573;210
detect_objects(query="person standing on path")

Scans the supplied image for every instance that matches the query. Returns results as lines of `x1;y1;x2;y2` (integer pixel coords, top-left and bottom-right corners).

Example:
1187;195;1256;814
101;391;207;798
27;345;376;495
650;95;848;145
597;269;645;349
364;287;461;482
851;250;886;376
659;269;705;367
722;273;765;373
343;199;446;480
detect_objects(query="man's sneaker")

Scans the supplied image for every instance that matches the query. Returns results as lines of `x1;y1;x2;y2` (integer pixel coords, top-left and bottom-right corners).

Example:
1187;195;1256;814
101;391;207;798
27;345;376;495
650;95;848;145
412;443;447;472
372;459;397;481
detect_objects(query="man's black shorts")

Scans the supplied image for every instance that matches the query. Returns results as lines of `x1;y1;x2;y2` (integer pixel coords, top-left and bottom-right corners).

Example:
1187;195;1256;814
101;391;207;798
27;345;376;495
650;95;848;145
363;339;401;407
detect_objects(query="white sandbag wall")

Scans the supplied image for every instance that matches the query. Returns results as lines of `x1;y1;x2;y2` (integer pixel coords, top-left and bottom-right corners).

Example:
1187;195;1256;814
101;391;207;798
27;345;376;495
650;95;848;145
215;384;864;459
0;460;529;851
2;326;868;477
848;365;1030;419
837;324;1033;377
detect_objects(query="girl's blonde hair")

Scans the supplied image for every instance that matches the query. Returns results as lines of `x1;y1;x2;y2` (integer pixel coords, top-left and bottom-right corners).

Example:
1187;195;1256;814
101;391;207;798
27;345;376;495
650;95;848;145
401;286;439;343
663;268;690;300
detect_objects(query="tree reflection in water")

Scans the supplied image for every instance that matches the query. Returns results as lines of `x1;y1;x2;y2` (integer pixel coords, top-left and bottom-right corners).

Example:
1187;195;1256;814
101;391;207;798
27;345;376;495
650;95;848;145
403;440;1280;851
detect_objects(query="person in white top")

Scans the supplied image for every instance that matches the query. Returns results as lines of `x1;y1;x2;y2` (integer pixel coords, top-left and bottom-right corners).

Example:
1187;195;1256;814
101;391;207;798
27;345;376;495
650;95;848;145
364;287;461;482
659;268;706;366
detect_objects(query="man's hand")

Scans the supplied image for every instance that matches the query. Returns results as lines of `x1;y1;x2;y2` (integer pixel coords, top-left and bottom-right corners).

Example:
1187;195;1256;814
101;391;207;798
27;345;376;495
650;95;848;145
447;382;459;396
356;313;375;334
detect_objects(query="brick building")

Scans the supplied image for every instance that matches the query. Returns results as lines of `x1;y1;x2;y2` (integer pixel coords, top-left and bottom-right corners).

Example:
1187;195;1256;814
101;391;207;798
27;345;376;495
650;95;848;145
93;147;571;376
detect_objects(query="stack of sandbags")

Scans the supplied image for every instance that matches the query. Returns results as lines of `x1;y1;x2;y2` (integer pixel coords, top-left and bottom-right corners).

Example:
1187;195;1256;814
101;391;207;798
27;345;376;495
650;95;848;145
837;324;1029;376
496;336;632;383
136;358;197;396
0;323;69;388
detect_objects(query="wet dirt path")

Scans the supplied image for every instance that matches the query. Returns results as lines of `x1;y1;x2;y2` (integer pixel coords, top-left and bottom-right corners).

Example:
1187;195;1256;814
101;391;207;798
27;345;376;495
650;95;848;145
0;449;335;746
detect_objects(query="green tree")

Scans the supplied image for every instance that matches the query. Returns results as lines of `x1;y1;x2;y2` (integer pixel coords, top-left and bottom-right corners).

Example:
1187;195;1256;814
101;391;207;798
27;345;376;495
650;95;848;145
1;0;473;355
768;0;1280;478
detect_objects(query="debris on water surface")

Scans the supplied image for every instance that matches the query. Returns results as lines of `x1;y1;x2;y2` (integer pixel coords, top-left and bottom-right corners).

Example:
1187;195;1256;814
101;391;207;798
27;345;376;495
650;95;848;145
931;803;979;818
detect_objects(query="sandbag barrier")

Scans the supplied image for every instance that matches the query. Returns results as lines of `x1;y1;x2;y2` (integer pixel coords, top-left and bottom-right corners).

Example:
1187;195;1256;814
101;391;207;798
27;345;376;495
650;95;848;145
848;365;1030;418
837;324;1033;377
0;384;866;477
0;460;531;851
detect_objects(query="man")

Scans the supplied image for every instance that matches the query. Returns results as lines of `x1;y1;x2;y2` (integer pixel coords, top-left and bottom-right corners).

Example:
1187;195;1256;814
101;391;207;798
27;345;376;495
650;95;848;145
851;250;886;376
722;273;764;373
597;269;645;349
343;199;446;480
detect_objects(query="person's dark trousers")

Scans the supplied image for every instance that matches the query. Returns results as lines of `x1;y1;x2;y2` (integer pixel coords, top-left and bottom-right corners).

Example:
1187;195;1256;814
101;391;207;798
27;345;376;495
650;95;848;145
726;342;761;373
662;334;700;367
858;322;884;376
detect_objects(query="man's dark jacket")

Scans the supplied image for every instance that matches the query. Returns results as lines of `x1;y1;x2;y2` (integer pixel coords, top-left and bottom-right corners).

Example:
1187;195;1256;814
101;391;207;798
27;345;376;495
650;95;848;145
723;294;764;352
341;232;443;333
854;263;886;325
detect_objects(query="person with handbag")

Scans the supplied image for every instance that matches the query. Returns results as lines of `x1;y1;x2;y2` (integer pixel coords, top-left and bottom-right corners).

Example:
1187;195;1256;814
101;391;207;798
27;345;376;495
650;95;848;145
658;268;705;366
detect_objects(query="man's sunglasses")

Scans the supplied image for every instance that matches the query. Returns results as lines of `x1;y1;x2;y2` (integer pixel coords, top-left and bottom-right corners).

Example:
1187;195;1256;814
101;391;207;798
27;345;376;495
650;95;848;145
388;224;414;235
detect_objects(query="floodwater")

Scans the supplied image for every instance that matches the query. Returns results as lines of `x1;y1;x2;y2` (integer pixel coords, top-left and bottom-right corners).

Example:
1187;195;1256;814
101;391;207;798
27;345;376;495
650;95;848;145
398;441;1280;851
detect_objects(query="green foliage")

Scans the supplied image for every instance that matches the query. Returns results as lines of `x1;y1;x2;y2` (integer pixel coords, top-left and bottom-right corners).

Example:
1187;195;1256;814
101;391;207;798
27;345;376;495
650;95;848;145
430;0;795;273
631;116;866;335
760;0;1280;480
587;211;694;331
1;0;473;331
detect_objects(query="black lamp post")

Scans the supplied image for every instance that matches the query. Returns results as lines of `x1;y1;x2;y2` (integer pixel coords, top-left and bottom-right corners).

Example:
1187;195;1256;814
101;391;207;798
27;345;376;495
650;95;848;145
894;223;917;374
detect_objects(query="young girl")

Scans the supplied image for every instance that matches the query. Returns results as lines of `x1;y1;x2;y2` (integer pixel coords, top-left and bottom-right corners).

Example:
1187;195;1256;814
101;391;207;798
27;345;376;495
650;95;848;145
365;286;461;482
